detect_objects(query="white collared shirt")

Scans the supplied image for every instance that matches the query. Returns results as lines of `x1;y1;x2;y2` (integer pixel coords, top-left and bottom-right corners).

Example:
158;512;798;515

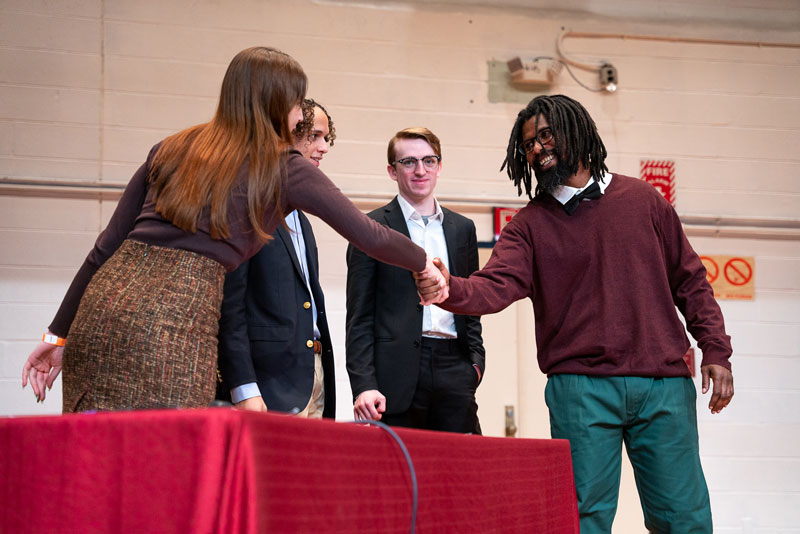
550;172;613;205
396;194;458;339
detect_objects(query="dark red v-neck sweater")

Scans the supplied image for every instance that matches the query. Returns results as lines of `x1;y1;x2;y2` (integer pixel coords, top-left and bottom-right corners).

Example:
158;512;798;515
443;174;731;377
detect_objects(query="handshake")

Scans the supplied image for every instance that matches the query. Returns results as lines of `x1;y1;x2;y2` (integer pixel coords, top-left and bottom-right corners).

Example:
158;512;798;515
415;256;451;306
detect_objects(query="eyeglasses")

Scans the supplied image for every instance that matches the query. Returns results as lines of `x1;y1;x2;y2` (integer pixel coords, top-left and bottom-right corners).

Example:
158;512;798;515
393;155;441;171
518;128;554;155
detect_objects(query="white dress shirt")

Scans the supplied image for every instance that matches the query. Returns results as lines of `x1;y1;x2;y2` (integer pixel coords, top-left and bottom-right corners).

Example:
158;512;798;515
396;195;458;339
550;172;612;205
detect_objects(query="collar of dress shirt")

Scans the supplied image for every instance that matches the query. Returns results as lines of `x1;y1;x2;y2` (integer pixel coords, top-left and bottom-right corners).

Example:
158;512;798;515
284;209;300;230
550;172;613;205
396;194;444;224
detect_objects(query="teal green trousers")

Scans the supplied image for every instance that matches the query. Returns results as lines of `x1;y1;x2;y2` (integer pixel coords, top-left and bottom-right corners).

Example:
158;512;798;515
545;375;712;534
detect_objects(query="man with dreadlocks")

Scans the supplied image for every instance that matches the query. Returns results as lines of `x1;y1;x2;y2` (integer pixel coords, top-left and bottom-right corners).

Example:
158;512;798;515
415;94;733;533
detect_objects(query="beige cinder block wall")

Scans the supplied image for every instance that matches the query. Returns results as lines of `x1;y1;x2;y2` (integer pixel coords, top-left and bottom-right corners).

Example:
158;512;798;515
1;1;799;531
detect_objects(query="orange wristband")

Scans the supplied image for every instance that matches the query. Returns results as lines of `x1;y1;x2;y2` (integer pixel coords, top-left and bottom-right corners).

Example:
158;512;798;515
42;333;66;347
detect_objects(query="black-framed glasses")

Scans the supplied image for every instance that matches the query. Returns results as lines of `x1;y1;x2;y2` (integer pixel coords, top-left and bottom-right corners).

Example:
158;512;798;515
393;155;441;171
518;128;554;155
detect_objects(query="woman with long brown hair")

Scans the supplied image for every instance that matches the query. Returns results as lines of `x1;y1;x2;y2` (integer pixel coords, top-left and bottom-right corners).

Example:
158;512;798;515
21;46;445;412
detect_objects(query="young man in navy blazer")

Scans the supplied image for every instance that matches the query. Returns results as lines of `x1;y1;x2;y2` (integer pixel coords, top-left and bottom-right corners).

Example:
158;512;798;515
217;99;337;417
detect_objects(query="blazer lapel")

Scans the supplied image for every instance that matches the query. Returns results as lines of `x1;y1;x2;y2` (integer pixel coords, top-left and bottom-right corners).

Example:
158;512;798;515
275;218;305;281
441;207;458;277
384;196;411;238
297;211;319;285
384;197;417;288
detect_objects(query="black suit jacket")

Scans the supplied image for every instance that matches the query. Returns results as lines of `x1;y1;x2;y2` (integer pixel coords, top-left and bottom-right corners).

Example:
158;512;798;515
218;211;335;418
345;196;484;414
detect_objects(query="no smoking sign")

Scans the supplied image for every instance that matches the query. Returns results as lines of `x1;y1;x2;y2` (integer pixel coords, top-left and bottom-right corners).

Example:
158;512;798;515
700;255;755;300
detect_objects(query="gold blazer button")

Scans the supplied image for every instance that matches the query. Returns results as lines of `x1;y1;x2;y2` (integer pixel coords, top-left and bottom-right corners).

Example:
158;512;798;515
306;340;314;348
303;301;311;309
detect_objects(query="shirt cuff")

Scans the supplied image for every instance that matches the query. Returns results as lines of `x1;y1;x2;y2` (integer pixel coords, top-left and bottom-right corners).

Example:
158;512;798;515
230;383;261;404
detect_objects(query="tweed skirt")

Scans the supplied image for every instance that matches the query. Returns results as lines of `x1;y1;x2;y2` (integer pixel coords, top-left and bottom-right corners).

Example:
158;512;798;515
62;239;226;413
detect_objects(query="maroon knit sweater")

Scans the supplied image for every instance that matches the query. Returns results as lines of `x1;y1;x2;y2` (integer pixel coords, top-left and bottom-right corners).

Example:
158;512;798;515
443;174;732;377
49;147;425;337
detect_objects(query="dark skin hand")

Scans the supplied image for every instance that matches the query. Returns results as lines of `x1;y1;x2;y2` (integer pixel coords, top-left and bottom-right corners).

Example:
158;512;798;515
415;259;734;414
414;257;449;302
701;363;734;414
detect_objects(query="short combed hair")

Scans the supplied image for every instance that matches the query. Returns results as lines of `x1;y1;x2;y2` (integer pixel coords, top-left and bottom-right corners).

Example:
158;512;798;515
501;94;608;199
387;127;442;165
293;98;336;146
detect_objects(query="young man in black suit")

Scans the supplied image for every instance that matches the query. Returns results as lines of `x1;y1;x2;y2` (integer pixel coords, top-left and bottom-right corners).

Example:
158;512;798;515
346;127;485;433
217;99;337;417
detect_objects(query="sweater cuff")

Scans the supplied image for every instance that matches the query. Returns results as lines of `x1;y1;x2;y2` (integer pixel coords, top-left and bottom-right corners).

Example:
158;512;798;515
699;343;732;371
441;276;466;313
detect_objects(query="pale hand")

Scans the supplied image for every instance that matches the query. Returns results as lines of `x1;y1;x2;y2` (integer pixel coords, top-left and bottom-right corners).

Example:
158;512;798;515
416;256;449;305
414;257;450;305
353;389;386;421
21;341;64;403
235;396;268;412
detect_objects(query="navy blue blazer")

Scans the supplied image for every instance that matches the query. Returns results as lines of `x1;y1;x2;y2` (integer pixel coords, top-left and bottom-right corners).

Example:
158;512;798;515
218;211;335;417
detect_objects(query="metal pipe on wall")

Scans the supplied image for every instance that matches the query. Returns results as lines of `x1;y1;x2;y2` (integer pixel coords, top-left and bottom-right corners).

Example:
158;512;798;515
559;27;800;50
2;177;798;241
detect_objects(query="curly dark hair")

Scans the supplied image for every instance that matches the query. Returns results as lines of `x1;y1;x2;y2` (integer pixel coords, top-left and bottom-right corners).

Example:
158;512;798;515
292;98;336;146
500;94;607;199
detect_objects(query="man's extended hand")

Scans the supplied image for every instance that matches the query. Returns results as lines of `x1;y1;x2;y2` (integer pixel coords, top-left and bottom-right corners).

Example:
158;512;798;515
414;257;450;305
701;363;733;414
353;390;386;421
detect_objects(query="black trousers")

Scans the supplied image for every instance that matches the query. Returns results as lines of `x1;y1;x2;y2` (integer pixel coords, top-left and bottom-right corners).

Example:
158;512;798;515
382;337;481;434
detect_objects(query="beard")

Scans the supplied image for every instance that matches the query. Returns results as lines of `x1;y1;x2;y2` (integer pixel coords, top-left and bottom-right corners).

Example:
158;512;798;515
533;151;572;195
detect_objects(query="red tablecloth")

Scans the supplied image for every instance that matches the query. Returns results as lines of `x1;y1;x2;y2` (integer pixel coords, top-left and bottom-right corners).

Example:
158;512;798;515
0;409;578;533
